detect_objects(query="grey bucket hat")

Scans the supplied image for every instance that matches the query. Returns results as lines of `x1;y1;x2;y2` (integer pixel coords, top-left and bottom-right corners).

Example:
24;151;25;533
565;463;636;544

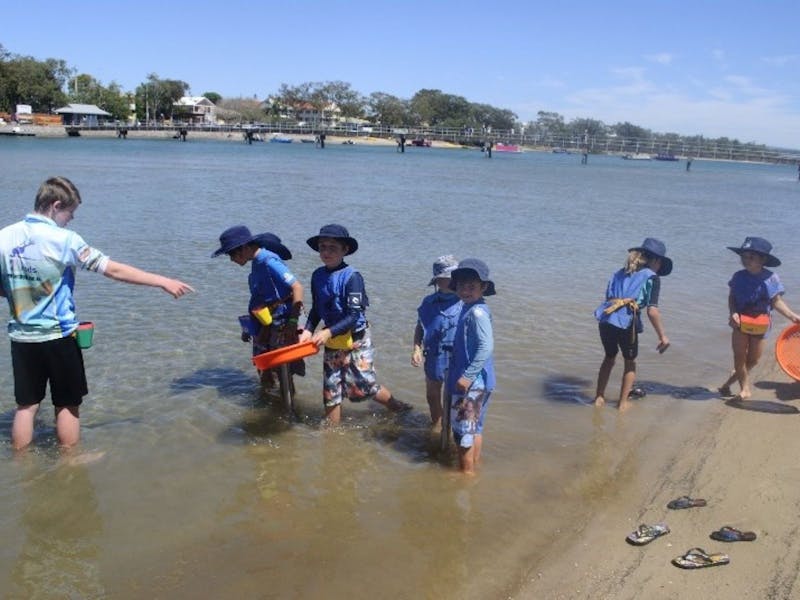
429;254;459;285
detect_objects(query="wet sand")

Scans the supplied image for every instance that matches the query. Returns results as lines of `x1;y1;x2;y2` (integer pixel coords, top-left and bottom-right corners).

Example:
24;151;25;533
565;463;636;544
515;357;800;599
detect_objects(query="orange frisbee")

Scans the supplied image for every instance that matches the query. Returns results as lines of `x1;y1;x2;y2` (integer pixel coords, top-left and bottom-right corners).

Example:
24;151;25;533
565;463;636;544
253;341;319;370
776;324;800;381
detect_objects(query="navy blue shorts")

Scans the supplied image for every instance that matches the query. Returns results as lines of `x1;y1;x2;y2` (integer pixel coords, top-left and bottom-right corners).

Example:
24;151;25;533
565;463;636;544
11;337;88;407
599;322;638;360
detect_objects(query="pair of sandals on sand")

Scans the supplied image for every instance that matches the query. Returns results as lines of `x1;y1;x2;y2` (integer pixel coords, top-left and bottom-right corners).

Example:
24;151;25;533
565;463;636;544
626;496;757;569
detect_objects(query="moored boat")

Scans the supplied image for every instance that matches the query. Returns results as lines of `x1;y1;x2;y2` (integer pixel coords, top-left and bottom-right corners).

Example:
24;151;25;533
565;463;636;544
495;142;522;153
654;153;679;161
270;133;293;143
622;153;651;160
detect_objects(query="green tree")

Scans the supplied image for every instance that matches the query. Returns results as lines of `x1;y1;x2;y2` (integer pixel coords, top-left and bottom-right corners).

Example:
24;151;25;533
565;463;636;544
0;54;70;112
535;111;567;139
134;73;189;122
202;92;221;105
612;121;650;140
67;74;130;120
367;92;411;126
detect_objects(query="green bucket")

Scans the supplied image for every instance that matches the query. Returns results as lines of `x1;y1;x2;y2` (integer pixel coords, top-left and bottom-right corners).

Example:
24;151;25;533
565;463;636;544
75;321;95;349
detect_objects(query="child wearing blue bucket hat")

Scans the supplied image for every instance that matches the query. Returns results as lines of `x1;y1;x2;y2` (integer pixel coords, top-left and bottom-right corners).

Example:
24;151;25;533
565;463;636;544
447;258;496;475
718;236;800;401
593;238;671;411
212;225;305;388
411;255;462;429
299;224;411;424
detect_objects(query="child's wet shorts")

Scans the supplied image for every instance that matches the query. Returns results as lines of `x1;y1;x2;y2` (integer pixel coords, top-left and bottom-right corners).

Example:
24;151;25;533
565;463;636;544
322;328;380;408
11;336;88;407
423;347;449;381
599;321;638;360
450;385;491;448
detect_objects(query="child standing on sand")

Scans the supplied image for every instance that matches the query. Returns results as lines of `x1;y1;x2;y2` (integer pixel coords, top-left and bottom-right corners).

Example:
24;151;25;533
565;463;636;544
411;255;462;429
594;238;671;411
719;237;800;401
447;259;495;475
298;224;411;424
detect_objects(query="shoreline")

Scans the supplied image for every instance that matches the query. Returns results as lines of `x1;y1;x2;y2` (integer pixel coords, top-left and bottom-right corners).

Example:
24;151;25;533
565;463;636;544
2;126;790;165
514;357;800;599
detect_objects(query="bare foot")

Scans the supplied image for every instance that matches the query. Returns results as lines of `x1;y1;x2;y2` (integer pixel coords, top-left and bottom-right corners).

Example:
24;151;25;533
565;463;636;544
387;398;413;413
594;396;606;407
618;399;632;412
732;391;752;401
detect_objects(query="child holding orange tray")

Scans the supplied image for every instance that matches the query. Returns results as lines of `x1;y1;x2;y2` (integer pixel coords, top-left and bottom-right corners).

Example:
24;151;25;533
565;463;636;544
719;237;800;401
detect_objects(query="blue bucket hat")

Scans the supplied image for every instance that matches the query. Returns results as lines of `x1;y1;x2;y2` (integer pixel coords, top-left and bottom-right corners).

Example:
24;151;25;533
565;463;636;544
727;236;781;267
211;225;256;257
628;238;673;276
253;232;292;260
448;258;496;296
429;254;459;286
306;224;358;255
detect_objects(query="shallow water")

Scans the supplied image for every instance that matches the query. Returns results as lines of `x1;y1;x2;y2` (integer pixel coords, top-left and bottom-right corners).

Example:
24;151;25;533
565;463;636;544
0;138;798;597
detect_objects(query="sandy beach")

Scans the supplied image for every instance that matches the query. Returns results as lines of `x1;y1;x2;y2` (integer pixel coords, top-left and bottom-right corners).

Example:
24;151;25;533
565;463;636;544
516;354;800;599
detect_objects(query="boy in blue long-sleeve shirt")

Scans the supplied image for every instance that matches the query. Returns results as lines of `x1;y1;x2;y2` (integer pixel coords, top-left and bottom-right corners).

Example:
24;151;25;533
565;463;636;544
299;224;411;424
447;259;496;475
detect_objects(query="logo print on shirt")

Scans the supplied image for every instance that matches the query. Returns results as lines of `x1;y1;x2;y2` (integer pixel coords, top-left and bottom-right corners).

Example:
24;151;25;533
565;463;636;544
10;240;33;258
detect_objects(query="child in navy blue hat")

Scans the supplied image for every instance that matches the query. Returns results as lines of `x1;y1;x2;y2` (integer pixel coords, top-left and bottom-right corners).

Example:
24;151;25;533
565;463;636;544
447;258;496;475
719;237;800;401
299;224;411;424
411;255;462;429
212;225;305;389
594;238;671;411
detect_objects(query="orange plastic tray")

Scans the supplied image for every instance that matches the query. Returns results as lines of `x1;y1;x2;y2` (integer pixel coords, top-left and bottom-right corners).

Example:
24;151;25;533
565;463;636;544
776;324;800;381
253;341;319;370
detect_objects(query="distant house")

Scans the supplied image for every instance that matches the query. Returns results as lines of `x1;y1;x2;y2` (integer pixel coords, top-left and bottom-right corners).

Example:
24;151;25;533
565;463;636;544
173;96;216;124
54;103;112;126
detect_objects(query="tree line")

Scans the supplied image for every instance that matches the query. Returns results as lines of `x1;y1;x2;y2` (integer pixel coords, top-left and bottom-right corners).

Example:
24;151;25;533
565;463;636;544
0;44;770;152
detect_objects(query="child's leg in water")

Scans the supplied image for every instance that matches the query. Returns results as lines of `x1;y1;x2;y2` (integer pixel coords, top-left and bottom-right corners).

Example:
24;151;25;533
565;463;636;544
595;355;616;406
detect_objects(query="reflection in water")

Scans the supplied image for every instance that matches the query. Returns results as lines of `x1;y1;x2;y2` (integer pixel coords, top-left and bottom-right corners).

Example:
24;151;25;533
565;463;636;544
9;457;105;598
542;374;594;406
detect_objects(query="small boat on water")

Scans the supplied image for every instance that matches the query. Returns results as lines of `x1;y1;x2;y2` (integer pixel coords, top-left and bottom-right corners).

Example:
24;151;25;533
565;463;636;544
495;143;522;153
410;138;431;147
552;147;571;154
654;153;679;161
0;126;35;137
622;153;651;161
270;133;293;143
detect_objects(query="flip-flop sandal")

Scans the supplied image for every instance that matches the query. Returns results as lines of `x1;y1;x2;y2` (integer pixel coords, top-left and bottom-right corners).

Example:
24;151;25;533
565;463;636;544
667;495;707;509
672;547;730;569
628;386;647;399
626;523;670;545
710;526;757;542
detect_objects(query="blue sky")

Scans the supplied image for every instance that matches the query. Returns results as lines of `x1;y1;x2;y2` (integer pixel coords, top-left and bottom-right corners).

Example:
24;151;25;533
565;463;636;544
4;0;799;147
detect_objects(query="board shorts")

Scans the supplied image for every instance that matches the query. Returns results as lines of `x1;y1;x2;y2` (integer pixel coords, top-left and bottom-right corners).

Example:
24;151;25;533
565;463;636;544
599;321;638;360
322;328;380;408
450;385;491;448
11;336;88;407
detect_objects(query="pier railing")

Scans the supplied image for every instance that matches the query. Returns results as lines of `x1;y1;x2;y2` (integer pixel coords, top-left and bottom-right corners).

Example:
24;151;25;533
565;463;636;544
72;121;797;163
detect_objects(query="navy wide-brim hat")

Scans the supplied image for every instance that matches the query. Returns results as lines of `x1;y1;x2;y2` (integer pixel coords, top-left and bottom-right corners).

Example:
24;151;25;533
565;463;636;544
253;232;292;260
306;223;358;255
628;237;673;276
727;236;781;267
212;225;256;257
448;258;496;296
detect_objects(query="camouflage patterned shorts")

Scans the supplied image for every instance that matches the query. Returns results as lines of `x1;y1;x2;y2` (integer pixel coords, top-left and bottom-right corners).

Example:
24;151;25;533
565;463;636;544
322;329;381;407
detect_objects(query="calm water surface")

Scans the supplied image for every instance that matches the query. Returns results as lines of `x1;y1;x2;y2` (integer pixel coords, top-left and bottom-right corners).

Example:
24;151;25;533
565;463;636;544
0;138;798;598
